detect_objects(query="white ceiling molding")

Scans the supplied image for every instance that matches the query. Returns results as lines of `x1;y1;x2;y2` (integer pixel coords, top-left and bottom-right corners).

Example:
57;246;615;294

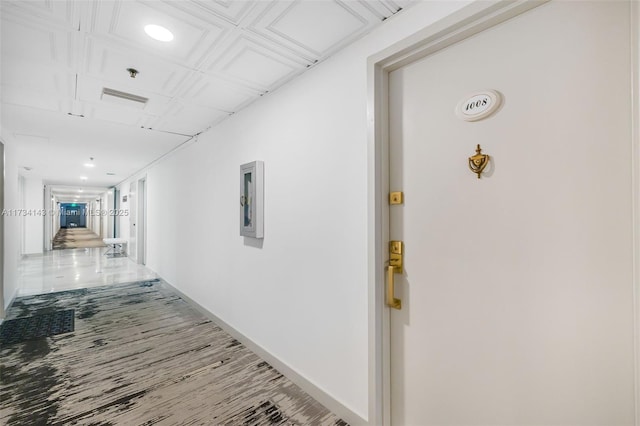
1;0;411;187
247;1;370;60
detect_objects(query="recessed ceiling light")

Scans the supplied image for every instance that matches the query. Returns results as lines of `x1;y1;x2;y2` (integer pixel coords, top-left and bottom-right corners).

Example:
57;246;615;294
80;176;88;181
144;24;173;42
84;163;95;168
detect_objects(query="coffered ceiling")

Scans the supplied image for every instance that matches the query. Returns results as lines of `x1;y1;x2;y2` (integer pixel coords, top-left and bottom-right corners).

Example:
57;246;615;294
1;0;410;187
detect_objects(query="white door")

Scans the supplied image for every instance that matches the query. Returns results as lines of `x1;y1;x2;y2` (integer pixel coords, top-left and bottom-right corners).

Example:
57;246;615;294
129;181;137;259
137;178;146;265
388;1;635;424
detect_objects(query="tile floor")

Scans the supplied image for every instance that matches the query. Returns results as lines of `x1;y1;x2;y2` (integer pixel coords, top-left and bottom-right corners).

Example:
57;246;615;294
17;247;157;297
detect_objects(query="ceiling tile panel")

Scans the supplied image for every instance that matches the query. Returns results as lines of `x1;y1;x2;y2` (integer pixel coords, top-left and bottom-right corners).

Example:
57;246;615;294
210;36;309;91
222;47;298;89
84;39;193;96
251;1;367;58
181;74;260;113
1;0;411;186
245;0;399;60
61;99;88;118
357;0;397;19
85;104;146;127
78;75;172;117
1;59;73;99
0;86;62;112
0;20;72;68
138;115;159;130
90;0;231;67
385;0;414;12
169;0;257;27
1;0;77;30
152;102;230;136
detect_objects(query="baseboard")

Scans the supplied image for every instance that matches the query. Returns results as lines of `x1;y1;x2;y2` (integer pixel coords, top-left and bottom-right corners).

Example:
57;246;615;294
1;288;18;323
22;252;45;257
162;280;368;426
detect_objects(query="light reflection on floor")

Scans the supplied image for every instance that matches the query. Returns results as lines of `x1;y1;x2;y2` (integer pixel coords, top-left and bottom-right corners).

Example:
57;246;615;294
17;247;157;297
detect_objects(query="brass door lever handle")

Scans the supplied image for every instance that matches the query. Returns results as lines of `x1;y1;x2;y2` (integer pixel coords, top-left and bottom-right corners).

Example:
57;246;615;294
386;265;402;310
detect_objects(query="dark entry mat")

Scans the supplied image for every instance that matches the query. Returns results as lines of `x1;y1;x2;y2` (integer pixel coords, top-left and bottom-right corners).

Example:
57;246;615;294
0;310;75;345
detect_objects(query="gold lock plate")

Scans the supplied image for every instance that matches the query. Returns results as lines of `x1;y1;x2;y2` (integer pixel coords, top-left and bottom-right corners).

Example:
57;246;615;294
389;240;403;272
387;240;404;310
389;191;404;205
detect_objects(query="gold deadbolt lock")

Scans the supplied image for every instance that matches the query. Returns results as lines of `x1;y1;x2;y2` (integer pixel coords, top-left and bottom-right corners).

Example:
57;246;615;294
389;191;404;205
386;240;403;310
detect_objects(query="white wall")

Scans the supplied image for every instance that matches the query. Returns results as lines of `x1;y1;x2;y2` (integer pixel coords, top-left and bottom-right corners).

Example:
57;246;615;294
0;141;4;317
116;190;131;250
101;193;108;238
43;185;52;251
3;141;20;310
53;199;60;239
106;190;116;238
117;1;471;420
21;176;43;254
89;199;100;235
634;2;640;422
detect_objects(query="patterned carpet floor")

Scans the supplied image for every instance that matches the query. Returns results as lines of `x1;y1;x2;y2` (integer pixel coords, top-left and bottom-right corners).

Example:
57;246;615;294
53;228;107;250
0;280;347;425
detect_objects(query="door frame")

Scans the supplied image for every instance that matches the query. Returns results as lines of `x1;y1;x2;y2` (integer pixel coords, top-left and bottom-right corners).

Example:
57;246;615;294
0;141;4;320
128;181;137;261
366;1;640;424
137;177;146;265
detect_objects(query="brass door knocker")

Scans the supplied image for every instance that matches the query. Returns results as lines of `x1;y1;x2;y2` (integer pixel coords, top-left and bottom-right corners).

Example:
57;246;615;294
468;144;490;179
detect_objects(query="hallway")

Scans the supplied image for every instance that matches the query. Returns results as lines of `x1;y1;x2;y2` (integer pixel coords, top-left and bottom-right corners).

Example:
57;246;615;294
52;228;106;250
1;1;638;424
1;251;346;425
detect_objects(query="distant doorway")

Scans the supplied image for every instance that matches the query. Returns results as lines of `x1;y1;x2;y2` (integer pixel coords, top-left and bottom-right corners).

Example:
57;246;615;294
60;203;87;228
137;178;146;265
128;182;136;261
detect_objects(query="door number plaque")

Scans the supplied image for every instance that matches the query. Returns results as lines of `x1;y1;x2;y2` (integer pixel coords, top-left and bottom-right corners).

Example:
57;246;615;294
455;89;502;122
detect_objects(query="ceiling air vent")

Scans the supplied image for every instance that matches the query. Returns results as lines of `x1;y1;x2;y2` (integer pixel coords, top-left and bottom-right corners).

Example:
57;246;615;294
101;88;148;109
